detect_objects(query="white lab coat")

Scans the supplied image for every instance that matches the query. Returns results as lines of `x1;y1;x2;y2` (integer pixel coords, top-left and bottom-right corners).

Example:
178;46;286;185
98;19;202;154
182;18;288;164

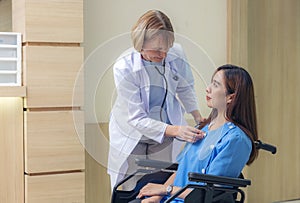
108;43;199;188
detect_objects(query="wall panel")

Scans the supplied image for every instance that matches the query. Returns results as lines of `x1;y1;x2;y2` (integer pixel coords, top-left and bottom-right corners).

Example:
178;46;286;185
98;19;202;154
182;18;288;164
247;0;300;202
229;0;300;202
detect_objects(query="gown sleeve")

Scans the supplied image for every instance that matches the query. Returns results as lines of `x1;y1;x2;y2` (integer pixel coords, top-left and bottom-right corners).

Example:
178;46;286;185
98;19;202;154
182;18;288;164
205;132;252;178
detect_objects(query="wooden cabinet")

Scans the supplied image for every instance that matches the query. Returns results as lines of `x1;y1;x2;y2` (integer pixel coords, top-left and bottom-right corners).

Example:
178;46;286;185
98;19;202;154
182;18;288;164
0;0;85;202
12;0;83;43
24;111;84;173
0;97;24;203
23;109;85;203
25;172;84;203
23;46;84;108
9;0;85;202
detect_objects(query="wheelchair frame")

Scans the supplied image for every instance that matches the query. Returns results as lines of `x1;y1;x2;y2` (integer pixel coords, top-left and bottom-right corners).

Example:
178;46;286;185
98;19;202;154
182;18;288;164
111;140;276;203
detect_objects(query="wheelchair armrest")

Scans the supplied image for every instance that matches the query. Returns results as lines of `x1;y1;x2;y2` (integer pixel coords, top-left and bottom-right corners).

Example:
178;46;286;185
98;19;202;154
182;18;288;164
135;158;178;171
188;172;251;188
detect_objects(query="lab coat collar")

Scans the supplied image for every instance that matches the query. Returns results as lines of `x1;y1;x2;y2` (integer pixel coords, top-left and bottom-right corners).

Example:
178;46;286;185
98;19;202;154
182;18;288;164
132;50;143;72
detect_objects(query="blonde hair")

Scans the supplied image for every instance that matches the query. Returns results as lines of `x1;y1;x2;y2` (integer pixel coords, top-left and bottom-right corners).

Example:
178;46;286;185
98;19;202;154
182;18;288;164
131;10;175;52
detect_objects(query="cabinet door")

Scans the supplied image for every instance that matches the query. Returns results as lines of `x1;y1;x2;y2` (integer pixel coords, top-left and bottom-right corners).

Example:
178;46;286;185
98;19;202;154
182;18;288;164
0;98;24;203
24;110;84;173
23;46;84;108
25;172;84;203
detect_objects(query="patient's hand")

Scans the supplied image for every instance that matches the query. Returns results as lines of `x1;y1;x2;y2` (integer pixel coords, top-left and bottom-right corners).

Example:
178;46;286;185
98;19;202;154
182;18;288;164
137;183;165;199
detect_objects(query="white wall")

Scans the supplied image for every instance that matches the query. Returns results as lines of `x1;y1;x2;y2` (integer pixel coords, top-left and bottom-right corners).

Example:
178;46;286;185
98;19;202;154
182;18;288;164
83;0;227;123
0;0;12;31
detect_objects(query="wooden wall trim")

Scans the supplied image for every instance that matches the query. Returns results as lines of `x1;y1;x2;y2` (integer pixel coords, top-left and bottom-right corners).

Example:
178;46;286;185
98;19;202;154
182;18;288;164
227;0;248;68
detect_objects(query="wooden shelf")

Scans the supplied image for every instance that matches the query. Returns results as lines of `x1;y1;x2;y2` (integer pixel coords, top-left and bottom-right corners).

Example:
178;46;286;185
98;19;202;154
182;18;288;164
0;32;22;86
0;86;26;97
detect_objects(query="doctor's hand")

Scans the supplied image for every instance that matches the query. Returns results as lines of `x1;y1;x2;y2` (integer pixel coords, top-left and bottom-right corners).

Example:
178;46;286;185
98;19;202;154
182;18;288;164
165;125;205;143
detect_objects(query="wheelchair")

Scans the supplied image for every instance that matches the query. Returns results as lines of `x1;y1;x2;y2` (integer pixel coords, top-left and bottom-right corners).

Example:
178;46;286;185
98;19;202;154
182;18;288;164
111;140;276;203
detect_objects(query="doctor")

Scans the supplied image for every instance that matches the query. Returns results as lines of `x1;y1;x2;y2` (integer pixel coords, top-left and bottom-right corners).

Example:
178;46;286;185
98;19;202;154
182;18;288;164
108;10;205;190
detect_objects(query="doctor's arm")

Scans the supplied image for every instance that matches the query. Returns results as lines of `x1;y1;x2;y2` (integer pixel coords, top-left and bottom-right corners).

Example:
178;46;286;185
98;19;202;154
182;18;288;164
190;110;203;124
113;60;204;143
174;59;203;124
114;67;166;142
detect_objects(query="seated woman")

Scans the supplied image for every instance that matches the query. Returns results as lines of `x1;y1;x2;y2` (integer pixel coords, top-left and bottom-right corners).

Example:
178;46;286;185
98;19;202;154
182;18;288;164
135;64;259;203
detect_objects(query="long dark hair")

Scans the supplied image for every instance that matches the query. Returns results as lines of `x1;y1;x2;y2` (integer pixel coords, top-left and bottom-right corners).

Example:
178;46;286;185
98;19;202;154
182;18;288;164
198;64;258;165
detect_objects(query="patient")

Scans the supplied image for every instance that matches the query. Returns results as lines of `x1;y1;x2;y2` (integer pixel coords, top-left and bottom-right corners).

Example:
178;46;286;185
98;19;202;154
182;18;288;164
135;64;259;203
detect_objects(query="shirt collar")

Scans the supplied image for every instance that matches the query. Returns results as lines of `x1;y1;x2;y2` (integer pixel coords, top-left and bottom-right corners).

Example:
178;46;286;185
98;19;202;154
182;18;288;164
202;122;236;136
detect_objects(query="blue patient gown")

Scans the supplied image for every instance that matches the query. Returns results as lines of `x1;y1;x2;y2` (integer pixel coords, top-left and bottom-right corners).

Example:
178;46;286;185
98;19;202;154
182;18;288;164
166;122;252;203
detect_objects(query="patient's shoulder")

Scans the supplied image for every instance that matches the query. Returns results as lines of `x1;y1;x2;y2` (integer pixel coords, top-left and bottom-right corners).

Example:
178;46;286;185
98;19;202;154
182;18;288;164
223;126;251;149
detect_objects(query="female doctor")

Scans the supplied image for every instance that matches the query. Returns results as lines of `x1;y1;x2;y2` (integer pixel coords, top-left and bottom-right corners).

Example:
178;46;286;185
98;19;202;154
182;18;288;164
108;10;205;190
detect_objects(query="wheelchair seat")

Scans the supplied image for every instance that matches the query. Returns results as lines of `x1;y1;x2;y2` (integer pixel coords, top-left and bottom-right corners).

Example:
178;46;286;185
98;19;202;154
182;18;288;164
111;161;178;203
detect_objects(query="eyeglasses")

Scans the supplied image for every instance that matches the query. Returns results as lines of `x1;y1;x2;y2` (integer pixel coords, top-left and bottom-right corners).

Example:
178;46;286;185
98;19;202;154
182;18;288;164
141;48;169;54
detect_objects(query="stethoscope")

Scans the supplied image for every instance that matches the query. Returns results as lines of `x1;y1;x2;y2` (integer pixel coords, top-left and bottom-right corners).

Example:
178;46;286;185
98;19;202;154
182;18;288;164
153;60;178;121
154;61;205;143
